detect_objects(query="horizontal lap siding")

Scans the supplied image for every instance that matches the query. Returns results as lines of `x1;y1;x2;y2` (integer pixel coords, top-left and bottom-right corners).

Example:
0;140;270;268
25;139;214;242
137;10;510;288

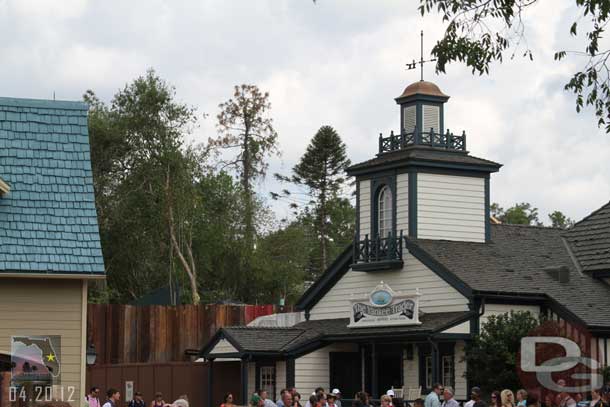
211;339;238;354
309;253;469;320
248;362;256;397
359;181;371;237
454;341;467;400
479;304;540;327
276;361;286;393
0;279;84;406
417;173;485;242
396;174;409;235
294;343;358;394
404;346;419;391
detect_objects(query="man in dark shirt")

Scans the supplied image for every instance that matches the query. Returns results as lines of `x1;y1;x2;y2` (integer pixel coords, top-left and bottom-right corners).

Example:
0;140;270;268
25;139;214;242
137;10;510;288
129;392;146;407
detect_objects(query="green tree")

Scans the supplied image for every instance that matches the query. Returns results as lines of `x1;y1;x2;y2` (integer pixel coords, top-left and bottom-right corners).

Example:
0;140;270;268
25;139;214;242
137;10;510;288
276;125;351;275
491;202;542;225
419;0;610;132
86;69;202;304
464;311;540;394
212;84;279;251
548;210;575;229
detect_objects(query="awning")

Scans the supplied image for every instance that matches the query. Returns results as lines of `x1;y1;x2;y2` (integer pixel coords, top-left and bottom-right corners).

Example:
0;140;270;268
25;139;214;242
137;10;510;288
200;311;474;360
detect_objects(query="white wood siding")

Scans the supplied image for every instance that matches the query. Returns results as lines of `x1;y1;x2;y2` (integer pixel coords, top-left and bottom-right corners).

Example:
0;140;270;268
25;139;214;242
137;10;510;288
404;346;419;391
309;252;469;320
441;320;470;334
359;180;371;237
248;362;256;397
417;173;485;242
396;173;409;235
454;341;467;400
595;337;610;366
403;105;416;132
422;105;440;133
0;279;85;407
276;360;287;394
294;343;358;394
479;304;540;328
210;339;238;354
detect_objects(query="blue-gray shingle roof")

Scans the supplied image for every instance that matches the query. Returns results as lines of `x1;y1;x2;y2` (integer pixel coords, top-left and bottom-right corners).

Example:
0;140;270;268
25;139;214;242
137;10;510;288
0;96;105;275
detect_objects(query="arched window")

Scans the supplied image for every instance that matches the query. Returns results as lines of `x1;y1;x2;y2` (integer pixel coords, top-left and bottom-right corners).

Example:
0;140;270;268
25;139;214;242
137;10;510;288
377;185;393;237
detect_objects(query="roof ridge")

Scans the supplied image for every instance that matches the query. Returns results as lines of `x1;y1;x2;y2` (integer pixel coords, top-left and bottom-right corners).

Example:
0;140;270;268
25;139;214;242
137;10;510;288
0;96;87;110
569;200;610;229
493;223;562;231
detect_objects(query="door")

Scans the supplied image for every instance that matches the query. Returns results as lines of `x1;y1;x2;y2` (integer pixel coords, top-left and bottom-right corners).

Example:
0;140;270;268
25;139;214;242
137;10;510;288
329;352;362;400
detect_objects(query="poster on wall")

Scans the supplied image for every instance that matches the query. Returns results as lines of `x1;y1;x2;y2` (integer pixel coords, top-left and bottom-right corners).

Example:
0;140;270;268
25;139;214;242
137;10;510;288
348;282;421;328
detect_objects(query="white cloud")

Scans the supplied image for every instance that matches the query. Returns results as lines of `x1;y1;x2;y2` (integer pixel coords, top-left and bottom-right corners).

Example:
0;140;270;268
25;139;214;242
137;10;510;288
0;0;608;222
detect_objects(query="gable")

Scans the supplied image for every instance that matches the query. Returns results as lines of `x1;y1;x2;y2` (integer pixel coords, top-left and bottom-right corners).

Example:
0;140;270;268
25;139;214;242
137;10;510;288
308;252;470;320
209;338;239;355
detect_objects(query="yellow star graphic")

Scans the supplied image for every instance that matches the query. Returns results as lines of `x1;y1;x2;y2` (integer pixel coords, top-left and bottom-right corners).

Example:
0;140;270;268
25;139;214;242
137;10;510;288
46;353;56;362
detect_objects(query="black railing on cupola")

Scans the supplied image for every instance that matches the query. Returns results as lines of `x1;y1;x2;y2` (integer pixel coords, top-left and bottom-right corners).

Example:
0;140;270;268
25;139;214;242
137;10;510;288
378;127;467;154
352;231;404;271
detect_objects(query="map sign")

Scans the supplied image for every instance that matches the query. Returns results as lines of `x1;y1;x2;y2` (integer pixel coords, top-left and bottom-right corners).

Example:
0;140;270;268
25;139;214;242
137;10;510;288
11;335;62;384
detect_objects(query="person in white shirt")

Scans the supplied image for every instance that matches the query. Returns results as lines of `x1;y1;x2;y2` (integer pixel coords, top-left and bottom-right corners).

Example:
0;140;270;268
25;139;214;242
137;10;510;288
331;389;342;407
464;387;482;407
424;384;442;407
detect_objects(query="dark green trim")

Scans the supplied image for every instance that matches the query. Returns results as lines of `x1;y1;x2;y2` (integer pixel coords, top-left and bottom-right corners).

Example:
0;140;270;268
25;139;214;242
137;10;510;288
591;270;610;278
208;359;214;407
295;244;353;311
395;94;450;105
371;342;379;399
404;239;473;297
370;175;397;238
200;329;245;357
356;181;360;237
241;359;249;406
286;358;295;388
348;159;501;178
351;259;403;272
408;171;417;238
485;176;491;242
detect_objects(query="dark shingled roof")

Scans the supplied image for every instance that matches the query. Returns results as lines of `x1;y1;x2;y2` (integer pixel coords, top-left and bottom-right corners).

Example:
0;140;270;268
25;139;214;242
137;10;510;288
564;201;610;273
410;224;610;327
347;146;501;174
204;312;470;356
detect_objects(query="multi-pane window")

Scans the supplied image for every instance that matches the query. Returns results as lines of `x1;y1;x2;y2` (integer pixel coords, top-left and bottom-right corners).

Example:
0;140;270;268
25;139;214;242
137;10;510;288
260;365;276;400
378;186;393;237
425;355;432;390
442;355;454;388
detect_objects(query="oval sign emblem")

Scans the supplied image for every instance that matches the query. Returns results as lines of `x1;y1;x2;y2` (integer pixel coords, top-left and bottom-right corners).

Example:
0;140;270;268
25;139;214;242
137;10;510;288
370;289;392;306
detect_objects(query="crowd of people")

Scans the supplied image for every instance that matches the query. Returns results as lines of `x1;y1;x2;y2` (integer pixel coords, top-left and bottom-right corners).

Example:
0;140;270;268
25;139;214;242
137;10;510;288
84;387;190;407
233;383;610;407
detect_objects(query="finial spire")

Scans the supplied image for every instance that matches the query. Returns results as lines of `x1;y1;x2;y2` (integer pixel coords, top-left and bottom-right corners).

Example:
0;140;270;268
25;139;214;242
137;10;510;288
406;30;437;81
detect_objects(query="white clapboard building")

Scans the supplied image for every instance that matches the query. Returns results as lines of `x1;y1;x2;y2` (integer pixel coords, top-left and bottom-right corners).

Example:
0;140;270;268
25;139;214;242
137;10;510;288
200;80;610;405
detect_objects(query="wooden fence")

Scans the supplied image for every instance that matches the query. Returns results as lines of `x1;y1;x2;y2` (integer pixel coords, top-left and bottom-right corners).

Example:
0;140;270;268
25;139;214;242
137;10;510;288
88;304;290;364
86;361;240;407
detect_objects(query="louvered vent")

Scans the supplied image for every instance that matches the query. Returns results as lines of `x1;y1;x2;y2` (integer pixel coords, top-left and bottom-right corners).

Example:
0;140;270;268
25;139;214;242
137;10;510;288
423;105;440;133
403;105;416;132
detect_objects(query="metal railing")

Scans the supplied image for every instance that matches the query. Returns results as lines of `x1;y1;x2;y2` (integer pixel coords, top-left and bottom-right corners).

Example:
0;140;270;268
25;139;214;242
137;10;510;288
378;127;466;154
353;231;403;265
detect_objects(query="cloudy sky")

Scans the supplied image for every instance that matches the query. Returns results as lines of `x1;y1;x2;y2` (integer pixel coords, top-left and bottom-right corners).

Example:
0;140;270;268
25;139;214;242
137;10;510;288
1;0;609;223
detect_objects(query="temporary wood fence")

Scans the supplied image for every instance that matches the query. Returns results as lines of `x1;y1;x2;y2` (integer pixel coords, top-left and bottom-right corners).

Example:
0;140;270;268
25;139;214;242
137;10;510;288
88;304;290;364
86;361;240;407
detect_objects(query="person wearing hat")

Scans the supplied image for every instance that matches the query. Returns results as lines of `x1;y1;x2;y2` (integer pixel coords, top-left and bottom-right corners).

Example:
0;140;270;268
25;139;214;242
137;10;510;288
385;390;395;407
464;387;482;407
251;394;264;407
327;394;337;407
331;389;341;407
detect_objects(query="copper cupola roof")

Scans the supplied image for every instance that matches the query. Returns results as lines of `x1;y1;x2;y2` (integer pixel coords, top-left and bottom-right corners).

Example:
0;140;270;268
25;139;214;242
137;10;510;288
397;80;449;99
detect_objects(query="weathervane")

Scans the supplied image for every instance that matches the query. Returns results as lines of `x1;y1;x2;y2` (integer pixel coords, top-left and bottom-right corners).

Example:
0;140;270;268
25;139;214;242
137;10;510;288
406;30;436;81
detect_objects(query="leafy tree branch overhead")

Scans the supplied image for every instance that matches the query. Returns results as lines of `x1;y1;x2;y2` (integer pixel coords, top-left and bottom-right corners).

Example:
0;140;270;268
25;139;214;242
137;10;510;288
420;0;610;132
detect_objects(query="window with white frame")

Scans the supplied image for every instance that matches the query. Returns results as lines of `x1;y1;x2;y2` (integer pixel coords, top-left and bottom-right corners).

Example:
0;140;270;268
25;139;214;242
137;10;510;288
378;185;393;237
260;365;276;400
442;355;454;388
425;355;432;390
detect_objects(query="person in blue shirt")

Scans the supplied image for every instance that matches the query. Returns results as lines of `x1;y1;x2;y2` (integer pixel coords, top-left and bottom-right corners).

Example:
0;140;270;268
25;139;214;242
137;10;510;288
424;384;442;407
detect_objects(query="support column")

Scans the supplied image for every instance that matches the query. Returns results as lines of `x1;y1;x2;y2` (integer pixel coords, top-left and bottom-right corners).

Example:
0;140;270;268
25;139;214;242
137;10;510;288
431;341;440;386
371;343;379;400
241;359;249;406
286;358;295;389
360;345;366;392
207;359;214;407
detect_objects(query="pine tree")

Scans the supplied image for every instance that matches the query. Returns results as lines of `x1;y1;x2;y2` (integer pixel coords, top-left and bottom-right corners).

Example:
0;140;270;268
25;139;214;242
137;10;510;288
291;125;351;274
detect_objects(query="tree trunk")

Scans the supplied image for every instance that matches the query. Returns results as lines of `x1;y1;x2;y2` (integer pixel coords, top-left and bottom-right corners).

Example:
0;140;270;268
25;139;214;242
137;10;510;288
242;123;254;251
165;171;200;305
319;187;327;275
